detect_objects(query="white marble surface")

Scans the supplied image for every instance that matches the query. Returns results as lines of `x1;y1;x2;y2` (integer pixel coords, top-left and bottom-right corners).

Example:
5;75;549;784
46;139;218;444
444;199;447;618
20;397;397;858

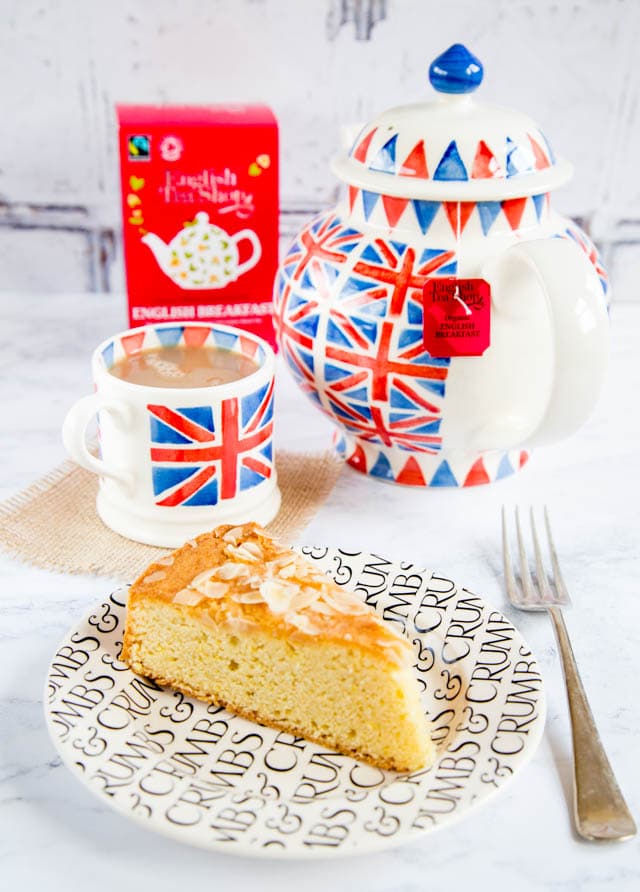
0;291;639;890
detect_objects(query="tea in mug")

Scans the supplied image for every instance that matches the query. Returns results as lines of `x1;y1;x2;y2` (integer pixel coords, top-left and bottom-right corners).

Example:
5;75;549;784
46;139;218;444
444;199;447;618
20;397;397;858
108;345;259;388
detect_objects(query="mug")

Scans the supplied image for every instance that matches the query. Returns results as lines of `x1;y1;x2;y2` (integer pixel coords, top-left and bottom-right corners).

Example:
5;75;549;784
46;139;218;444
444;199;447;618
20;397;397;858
62;322;280;547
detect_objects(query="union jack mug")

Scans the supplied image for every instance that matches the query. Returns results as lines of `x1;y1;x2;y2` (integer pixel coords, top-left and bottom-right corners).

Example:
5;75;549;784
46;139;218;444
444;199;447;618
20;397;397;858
62;322;280;547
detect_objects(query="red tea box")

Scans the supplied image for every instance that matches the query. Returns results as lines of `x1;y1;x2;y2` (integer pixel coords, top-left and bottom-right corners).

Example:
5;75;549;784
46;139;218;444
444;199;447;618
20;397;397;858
116;105;279;346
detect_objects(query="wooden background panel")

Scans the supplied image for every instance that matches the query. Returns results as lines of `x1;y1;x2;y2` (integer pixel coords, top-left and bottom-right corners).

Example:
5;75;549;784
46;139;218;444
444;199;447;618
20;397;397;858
0;0;638;295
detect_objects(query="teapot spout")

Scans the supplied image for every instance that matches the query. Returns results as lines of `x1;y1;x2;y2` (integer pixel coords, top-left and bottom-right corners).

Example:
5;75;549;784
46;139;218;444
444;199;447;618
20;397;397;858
141;232;170;272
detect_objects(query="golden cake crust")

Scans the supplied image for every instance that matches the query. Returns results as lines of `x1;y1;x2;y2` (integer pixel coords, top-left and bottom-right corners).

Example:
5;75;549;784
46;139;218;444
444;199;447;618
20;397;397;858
121;523;432;772
123;523;411;667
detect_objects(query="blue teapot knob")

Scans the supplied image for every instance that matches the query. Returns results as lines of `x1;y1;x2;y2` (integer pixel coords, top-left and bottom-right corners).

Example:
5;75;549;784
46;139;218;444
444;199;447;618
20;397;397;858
429;44;483;94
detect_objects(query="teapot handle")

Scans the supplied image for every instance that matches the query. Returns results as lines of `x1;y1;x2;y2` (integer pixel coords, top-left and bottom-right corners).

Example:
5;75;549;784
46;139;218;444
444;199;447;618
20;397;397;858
233;229;262;276
487;238;609;447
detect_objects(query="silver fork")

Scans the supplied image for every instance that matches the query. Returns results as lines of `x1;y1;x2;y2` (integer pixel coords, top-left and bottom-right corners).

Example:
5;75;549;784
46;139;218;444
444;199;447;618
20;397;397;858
502;506;636;841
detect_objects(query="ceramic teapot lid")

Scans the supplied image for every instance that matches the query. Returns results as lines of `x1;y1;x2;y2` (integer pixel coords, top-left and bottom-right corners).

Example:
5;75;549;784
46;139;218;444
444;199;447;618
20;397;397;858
332;44;572;201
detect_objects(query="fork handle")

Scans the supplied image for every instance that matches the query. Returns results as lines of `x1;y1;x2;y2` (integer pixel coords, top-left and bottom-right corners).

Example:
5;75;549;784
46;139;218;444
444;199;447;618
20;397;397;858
548;606;636;841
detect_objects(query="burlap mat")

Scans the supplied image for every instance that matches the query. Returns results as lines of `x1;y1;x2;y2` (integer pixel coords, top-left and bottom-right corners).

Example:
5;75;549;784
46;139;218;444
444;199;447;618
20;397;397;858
0;451;344;581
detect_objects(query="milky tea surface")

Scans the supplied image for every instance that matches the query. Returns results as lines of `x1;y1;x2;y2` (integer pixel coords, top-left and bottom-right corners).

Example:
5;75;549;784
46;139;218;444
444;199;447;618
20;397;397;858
108;345;259;388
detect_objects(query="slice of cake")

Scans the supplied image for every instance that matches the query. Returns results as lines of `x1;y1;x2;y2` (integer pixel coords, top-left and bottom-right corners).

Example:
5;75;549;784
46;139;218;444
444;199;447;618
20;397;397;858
121;523;432;771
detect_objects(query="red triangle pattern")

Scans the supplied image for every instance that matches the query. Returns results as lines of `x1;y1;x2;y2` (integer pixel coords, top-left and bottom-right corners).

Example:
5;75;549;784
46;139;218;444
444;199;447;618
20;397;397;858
345;191;545;233
352;128;377;164
345;449;529;486
354;133;553;180
183;326;211;348
501;197;527;230
238;335;259;358
399;140;428;178
463;457;491;487
444;201;475;235
121;331;145;355
396;456;426;486
528;134;550;170
471;140;504;179
382;194;410;227
347;443;368;473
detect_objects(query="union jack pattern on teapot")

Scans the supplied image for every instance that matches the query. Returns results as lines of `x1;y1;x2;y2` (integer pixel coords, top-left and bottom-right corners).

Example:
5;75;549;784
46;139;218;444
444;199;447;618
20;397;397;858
273;44;610;487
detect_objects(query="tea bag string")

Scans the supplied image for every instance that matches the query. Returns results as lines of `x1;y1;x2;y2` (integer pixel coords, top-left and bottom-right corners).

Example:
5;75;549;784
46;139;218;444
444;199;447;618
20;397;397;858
453;201;472;316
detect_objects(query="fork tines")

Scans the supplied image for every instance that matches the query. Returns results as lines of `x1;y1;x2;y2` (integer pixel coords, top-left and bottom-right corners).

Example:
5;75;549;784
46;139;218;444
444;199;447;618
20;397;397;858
502;506;571;610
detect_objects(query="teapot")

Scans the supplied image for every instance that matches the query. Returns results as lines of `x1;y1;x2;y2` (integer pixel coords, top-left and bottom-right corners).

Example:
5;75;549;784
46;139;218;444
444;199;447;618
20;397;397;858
143;211;262;290
273;44;609;486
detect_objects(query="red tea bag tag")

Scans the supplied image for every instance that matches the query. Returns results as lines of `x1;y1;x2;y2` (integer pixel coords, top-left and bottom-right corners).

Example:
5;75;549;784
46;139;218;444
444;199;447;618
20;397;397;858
422;277;491;358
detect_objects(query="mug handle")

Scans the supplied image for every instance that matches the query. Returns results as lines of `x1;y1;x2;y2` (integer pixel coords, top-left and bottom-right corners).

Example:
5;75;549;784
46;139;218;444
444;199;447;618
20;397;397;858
62;394;134;488
233;229;262;276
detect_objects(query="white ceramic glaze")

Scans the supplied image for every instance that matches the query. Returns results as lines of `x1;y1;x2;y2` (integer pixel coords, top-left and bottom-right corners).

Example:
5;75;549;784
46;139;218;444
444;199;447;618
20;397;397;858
44;549;545;858
273;44;611;488
4;290;640;888
62;322;280;546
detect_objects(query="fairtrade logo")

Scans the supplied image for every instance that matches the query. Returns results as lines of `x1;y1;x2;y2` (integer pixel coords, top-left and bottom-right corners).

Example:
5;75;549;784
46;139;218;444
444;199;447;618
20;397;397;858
128;134;151;161
160;135;184;162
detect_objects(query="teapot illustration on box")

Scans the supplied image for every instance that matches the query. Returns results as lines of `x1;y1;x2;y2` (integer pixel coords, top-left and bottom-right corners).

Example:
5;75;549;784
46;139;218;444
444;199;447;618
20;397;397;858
273;44;610;487
143;212;262;290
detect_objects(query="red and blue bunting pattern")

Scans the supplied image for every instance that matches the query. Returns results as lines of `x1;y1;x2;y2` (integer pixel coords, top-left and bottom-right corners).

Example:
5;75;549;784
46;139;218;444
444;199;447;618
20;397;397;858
274;210;608;488
350;128;555;182
346;188;550;234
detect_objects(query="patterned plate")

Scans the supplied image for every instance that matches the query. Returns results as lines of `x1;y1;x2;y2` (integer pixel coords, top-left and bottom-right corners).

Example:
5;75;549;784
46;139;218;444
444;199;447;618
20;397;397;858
44;547;545;858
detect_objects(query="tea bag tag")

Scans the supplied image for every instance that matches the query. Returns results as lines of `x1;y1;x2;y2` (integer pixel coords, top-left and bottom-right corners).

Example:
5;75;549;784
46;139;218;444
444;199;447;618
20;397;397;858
422;277;491;358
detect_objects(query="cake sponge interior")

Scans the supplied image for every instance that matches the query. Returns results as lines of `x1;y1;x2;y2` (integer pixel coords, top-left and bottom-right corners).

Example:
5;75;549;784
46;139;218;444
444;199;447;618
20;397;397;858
125;597;430;772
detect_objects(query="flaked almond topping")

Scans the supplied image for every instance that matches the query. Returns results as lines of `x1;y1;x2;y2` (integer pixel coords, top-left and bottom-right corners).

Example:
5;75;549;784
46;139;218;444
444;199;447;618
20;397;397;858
189;568;219;590
308;600;334;616
184;569;229;599
288;587;322;611
319;588;370;616
156;555;175;567
259;577;299;614
274;561;298;579
225;542;262;563
265;537;286;553
309;569;332;585
201;580;229;598
173;589;205;607
142;570;167;584
233;589;267;604
243;540;264;558
285;612;320;635
267;553;295;569
222;526;246;545
266;553;328;586
216;562;252;580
